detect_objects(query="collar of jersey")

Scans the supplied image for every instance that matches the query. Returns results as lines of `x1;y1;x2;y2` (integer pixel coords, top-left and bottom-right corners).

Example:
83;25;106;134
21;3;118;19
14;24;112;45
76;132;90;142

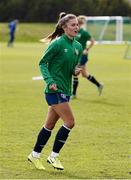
63;34;74;44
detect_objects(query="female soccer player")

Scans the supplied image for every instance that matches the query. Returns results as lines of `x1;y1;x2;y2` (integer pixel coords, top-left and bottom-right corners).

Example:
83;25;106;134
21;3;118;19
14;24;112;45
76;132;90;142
28;13;83;170
72;16;103;98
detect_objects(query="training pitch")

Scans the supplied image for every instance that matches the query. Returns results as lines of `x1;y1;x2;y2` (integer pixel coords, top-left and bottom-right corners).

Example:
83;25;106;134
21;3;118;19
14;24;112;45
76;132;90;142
0;42;131;179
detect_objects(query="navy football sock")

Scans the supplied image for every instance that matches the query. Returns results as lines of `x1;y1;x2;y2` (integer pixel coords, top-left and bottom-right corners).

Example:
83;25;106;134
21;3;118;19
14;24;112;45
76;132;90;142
53;125;70;153
87;75;100;87
34;127;51;153
72;77;79;95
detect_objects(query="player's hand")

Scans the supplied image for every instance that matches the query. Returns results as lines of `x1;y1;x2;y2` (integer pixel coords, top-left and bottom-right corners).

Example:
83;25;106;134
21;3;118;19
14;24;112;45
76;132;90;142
49;84;57;91
83;48;88;55
74;65;82;76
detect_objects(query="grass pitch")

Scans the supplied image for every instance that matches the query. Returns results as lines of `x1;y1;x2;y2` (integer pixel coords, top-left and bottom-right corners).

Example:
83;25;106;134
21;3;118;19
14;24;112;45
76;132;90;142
0;42;131;179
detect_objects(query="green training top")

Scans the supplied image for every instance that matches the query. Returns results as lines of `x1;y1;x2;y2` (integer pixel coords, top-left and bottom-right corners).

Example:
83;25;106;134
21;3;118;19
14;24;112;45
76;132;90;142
39;34;83;96
75;28;91;49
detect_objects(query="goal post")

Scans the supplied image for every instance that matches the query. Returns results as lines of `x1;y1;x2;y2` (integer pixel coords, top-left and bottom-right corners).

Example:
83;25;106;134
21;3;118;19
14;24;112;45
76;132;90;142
85;16;123;44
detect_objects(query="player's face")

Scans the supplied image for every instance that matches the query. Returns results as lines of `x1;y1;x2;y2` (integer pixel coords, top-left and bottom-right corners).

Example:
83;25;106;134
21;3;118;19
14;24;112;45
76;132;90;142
64;18;79;39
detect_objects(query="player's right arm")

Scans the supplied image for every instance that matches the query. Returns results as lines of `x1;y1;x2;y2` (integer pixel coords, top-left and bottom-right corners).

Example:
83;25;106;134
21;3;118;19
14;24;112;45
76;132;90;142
39;40;59;88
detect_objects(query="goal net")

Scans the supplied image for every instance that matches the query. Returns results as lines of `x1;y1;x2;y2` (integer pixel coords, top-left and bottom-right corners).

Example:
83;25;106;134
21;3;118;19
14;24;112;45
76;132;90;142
85;16;123;44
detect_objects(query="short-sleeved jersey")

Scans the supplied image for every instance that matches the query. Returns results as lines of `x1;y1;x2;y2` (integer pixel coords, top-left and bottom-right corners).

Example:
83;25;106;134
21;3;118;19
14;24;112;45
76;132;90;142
39;34;83;96
75;28;91;49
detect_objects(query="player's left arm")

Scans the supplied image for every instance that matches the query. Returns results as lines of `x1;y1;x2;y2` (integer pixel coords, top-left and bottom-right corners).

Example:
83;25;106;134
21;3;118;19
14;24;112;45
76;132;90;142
83;37;95;55
87;37;95;50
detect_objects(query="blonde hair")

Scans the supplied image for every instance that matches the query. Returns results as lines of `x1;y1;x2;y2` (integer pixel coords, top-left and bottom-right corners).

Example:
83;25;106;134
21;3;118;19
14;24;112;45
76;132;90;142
77;15;86;25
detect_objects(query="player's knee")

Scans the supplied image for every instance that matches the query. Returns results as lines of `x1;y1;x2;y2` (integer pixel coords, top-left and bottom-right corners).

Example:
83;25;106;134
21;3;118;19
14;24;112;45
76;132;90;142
66;119;75;129
45;123;55;130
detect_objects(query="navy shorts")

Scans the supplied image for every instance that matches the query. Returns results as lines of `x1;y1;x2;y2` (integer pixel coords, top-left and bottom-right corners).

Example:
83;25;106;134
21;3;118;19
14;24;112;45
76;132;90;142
45;93;70;106
80;54;89;65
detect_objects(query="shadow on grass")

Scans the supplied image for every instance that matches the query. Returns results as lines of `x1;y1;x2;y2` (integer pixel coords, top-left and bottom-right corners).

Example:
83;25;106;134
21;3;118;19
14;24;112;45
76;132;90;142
44;169;90;179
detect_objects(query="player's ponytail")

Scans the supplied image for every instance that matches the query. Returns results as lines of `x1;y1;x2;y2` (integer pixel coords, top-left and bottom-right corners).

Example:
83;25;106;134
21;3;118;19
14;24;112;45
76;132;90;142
45;13;77;42
46;12;66;41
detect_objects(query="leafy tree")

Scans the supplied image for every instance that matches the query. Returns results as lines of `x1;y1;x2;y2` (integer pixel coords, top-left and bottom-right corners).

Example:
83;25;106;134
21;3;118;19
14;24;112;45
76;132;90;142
0;0;131;22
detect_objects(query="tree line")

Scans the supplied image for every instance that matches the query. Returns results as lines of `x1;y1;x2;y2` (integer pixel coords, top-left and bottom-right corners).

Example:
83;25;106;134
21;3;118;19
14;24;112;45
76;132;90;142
0;0;131;22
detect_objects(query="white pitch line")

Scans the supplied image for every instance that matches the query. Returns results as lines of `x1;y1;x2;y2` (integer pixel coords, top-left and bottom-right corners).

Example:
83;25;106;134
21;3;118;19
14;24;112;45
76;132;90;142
32;76;43;80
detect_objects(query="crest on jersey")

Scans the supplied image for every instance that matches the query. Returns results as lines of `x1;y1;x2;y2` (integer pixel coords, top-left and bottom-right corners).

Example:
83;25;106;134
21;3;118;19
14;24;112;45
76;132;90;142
64;48;68;52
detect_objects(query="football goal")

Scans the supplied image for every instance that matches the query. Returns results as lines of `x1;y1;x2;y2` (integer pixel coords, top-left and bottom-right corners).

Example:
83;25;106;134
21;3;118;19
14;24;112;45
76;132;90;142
85;16;123;44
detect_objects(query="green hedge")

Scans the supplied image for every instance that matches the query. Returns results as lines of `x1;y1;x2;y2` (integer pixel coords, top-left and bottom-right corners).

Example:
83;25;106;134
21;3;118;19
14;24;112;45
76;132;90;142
0;23;55;42
0;23;130;42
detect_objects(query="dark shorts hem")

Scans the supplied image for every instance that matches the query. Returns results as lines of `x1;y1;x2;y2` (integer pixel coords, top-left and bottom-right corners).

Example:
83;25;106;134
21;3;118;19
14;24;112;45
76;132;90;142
80;54;89;65
45;93;70;106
